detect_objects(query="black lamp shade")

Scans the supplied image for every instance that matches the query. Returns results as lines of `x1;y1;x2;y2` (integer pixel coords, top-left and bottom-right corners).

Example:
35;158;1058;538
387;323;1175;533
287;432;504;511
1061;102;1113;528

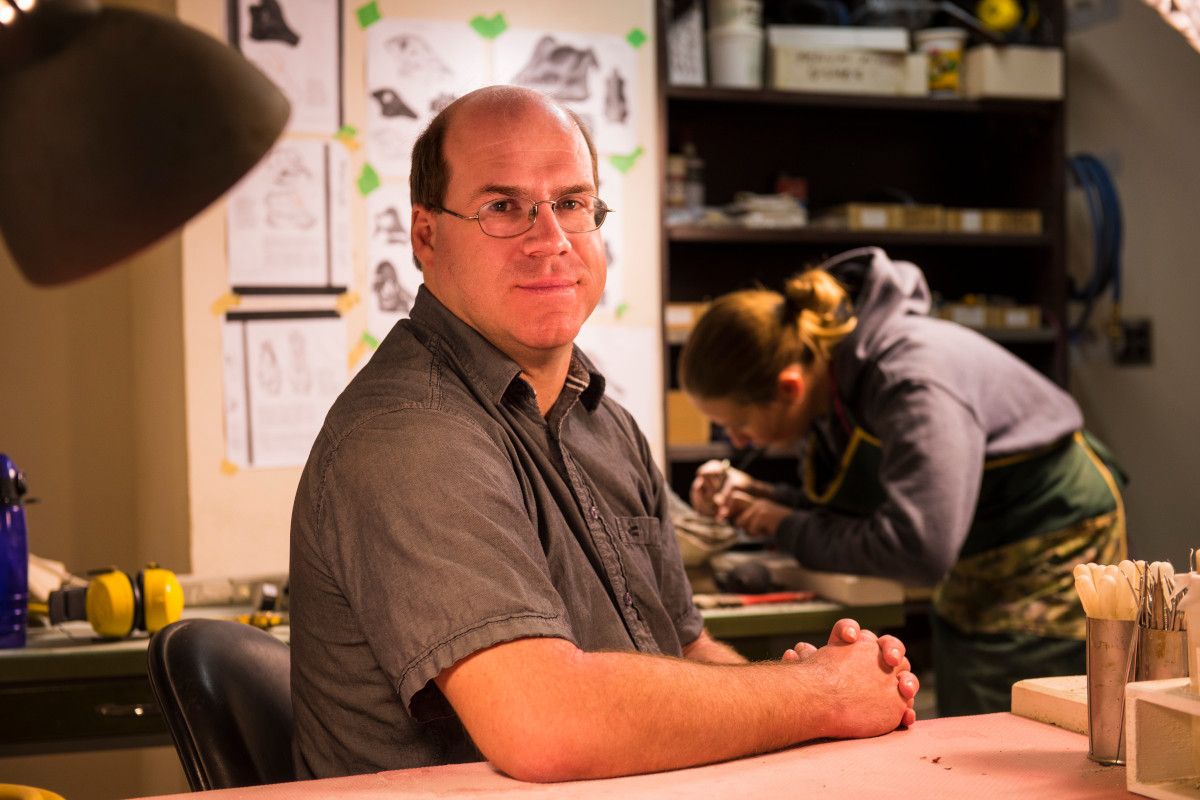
0;4;291;285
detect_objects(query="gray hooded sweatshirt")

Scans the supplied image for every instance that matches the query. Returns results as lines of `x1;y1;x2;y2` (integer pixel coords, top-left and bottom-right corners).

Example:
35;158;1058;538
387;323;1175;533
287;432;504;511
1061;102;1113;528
774;247;1082;586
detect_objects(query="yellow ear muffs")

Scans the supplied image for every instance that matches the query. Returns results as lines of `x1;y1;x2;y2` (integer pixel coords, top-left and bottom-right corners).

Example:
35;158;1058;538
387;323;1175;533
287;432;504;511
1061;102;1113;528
85;569;138;639
140;564;184;633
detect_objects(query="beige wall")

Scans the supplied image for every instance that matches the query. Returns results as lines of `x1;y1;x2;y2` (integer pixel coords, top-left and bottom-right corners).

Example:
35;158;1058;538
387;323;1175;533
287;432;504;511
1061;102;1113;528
175;0;662;578
1065;0;1200;563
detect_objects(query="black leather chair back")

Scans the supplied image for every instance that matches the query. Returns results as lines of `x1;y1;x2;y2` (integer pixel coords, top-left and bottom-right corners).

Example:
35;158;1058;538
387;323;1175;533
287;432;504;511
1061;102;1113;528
147;618;294;791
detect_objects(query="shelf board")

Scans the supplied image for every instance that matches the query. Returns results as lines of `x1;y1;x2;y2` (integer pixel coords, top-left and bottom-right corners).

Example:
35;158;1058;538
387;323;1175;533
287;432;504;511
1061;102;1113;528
666;225;1053;248
666;85;1061;115
667;326;1056;347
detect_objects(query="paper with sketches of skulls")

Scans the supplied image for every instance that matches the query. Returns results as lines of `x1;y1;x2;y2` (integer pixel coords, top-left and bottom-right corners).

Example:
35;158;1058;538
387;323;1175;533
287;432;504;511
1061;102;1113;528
574;321;662;454
496;28;638;155
234;0;342;134
366;183;424;342
366;18;488;177
226;139;351;290
595;158;625;312
222;313;346;468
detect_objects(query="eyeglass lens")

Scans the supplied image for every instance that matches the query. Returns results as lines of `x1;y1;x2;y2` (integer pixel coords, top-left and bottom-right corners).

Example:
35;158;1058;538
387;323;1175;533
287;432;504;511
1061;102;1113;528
477;194;608;237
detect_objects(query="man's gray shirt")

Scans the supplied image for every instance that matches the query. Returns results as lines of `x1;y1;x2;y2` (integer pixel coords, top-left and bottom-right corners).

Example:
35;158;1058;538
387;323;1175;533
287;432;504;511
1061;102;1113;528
290;287;703;779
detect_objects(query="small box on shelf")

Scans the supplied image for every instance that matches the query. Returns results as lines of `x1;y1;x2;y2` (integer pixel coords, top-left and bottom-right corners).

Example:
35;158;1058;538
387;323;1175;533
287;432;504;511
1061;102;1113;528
945;207;1043;235
813;202;944;232
765;25;925;97
963;45;1063;100
665;302;710;340
667;390;712;446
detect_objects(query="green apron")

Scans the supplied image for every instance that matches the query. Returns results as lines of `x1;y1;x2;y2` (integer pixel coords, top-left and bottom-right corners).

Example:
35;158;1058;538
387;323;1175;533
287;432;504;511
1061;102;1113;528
803;424;1126;640
801;397;1127;714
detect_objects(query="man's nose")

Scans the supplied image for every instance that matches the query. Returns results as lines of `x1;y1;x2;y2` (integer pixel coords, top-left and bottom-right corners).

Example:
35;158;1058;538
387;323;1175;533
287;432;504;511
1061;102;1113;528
524;202;570;253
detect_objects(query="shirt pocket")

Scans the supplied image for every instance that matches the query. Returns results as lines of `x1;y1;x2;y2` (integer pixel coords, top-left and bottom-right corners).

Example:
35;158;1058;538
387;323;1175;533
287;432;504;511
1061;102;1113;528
613;515;663;550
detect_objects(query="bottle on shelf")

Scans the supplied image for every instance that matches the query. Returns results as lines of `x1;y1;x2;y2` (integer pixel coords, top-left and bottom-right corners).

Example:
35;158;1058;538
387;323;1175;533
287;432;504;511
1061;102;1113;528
682;141;706;214
1;454;29;649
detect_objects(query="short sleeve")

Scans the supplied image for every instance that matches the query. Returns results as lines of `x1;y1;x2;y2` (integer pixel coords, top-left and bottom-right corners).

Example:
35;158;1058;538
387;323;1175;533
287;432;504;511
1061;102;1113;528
315;408;577;716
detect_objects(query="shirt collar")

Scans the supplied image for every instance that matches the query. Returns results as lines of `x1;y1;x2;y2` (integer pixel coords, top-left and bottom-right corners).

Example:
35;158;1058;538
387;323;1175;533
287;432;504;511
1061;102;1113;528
409;285;606;411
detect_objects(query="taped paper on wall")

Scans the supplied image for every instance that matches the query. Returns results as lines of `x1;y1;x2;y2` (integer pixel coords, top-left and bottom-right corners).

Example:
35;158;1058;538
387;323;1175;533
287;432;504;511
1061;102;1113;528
229;0;343;134
226;139;351;292
496;28;639;155
222;311;346;469
366;183;423;343
365;18;488;177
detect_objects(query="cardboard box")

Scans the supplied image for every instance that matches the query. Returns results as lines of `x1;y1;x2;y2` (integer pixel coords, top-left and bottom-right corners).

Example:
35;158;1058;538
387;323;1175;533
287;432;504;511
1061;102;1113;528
667;391;711;446
988;305;1042;330
665;302;710;338
770;47;910;95
945;208;986;234
898;204;944;232
816;203;944;232
984;208;1043;235
963;44;1064;100
946;207;1043;235
814;202;901;230
940;302;988;329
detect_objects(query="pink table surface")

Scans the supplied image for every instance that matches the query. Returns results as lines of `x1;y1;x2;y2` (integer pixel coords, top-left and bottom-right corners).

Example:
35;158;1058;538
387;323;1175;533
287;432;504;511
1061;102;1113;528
136;712;1133;799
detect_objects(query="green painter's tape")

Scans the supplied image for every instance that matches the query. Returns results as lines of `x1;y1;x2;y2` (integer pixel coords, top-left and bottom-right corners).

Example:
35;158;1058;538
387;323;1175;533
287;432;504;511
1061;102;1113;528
626;28;647;48
356;2;381;28
336;124;358;139
470;13;507;39
362;331;380;349
608;146;644;174
357;164;381;196
616;302;630;319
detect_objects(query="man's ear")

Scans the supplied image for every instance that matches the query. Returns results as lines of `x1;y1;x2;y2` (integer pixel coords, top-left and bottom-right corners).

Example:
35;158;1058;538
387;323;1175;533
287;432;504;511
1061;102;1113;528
411;204;436;267
777;363;807;403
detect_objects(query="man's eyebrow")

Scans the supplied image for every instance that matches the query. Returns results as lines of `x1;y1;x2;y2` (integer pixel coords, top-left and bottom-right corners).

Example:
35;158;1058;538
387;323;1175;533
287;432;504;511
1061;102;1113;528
470;183;597;202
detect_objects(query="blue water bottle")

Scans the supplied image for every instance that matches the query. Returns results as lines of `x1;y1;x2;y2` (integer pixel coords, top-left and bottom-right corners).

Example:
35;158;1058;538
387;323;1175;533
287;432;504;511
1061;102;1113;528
0;454;29;649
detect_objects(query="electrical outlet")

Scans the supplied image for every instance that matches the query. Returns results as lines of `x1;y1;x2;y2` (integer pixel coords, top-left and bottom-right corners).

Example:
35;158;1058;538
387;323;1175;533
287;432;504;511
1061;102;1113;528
1112;318;1153;366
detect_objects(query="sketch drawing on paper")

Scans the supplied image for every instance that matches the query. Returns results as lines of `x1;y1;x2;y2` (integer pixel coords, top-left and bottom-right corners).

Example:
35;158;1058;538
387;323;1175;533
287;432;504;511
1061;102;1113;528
257;341;283;396
371;88;417;119
263;148;317;230
430;92;456;115
384;34;452;79
511;36;598;101
287;330;313;394
604;69;628;124
373;261;415;314
373;207;408;245
249;0;299;46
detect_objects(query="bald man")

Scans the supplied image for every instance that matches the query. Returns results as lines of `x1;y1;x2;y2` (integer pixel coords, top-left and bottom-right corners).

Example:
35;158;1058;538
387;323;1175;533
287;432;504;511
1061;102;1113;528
289;86;919;782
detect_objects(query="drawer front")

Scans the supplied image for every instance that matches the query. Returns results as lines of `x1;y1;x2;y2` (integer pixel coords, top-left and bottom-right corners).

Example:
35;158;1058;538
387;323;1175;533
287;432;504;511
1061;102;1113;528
0;676;169;755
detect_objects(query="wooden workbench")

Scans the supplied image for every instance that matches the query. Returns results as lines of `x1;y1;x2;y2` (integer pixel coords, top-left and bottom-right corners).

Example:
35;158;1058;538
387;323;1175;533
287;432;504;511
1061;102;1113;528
135;712;1133;799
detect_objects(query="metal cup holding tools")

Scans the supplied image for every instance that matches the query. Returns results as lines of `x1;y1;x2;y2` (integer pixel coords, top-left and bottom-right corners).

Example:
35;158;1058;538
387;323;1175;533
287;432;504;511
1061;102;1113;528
1086;617;1137;765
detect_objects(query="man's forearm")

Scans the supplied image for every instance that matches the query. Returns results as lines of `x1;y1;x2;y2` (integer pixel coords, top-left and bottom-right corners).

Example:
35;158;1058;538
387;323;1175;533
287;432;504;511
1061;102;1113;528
683;628;749;664
436;634;910;783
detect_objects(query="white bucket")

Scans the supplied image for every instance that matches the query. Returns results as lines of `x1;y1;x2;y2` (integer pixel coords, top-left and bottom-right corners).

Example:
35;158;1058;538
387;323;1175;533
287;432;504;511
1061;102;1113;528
707;0;763;30
707;25;764;89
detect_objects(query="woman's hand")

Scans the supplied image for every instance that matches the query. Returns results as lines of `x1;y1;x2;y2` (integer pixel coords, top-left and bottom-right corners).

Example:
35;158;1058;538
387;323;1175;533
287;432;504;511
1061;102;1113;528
722;493;792;538
689;460;753;516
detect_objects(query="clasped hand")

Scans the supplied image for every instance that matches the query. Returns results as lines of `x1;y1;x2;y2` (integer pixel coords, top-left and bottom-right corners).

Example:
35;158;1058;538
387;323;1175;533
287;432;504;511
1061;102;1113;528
783;618;919;733
689;460;791;538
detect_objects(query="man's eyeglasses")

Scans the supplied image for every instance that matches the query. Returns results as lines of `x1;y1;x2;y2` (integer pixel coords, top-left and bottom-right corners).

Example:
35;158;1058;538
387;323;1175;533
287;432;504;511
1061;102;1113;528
433;194;613;239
